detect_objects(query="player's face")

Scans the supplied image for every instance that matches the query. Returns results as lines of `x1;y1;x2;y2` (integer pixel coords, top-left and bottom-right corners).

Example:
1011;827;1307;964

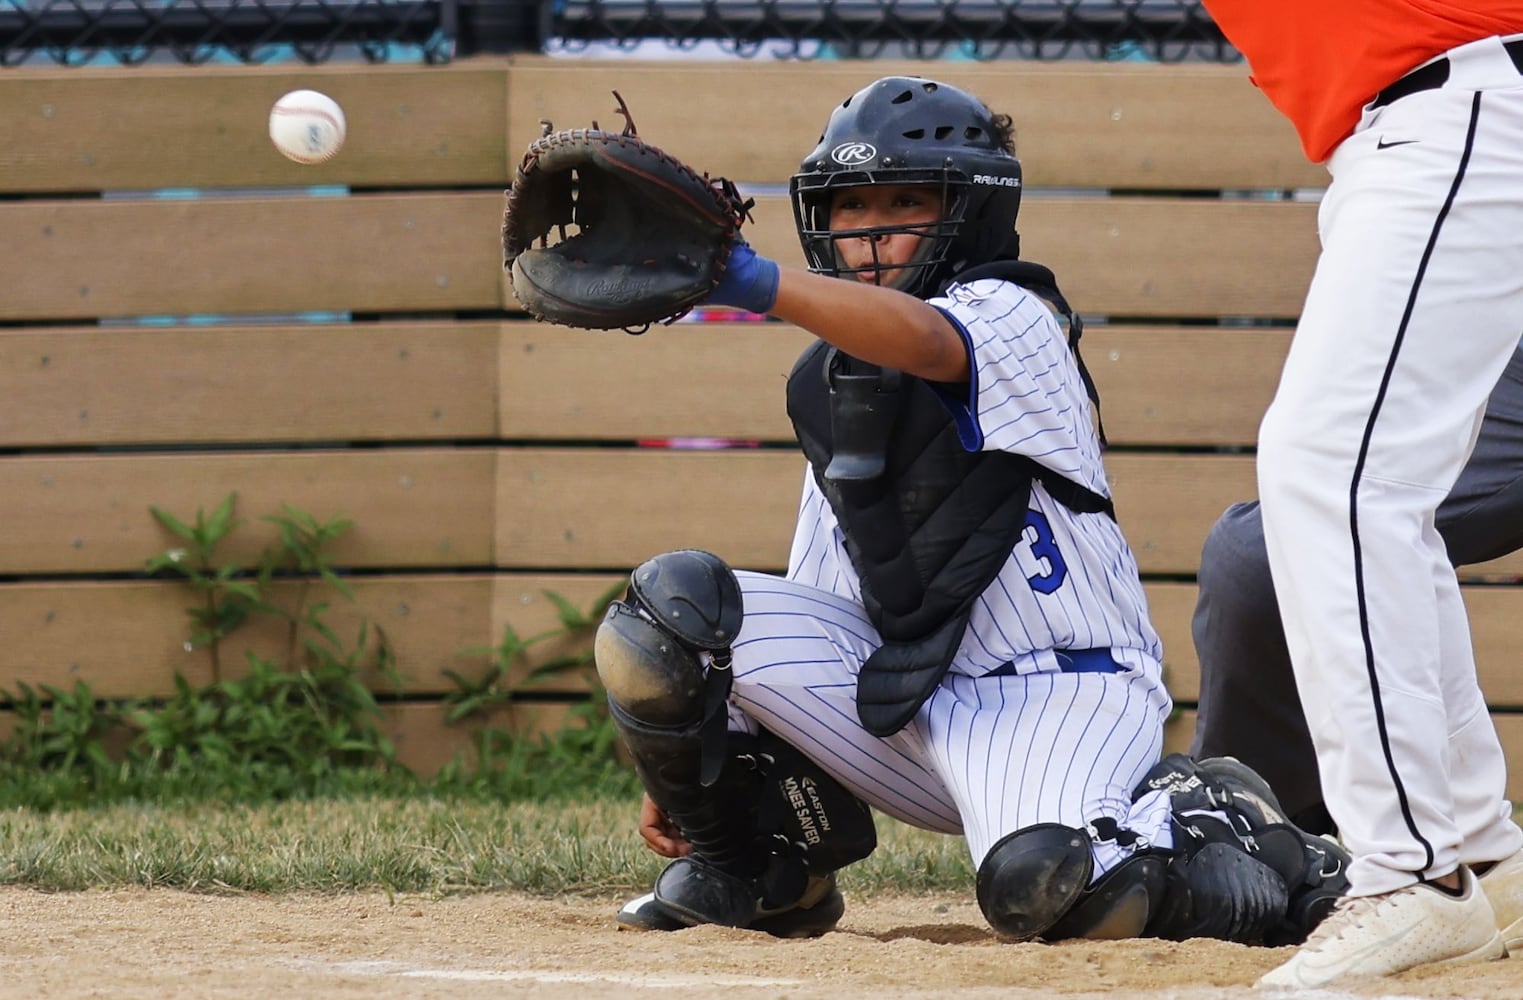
827;183;942;287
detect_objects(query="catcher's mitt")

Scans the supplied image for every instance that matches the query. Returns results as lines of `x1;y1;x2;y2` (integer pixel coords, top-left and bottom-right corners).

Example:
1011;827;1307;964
502;93;753;332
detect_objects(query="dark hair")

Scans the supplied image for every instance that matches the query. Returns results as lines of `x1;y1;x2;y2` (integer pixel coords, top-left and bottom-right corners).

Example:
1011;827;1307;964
987;110;1016;156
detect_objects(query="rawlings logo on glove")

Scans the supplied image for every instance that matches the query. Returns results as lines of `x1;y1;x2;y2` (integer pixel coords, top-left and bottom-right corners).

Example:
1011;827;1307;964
501;92;755;333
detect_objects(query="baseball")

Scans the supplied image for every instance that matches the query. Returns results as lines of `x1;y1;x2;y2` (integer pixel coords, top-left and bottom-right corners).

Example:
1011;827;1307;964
269;89;346;165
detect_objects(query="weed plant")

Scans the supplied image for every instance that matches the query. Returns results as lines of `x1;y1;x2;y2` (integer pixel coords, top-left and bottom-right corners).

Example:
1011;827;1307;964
0;494;635;810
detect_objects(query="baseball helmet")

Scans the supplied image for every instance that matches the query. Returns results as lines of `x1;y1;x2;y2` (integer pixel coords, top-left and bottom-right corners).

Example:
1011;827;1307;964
789;76;1023;298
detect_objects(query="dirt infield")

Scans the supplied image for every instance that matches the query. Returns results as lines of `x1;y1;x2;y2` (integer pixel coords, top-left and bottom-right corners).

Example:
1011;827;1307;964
3;886;1517;999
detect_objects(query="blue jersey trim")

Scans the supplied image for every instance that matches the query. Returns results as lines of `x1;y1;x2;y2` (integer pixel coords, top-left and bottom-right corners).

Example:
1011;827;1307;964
928;303;983;452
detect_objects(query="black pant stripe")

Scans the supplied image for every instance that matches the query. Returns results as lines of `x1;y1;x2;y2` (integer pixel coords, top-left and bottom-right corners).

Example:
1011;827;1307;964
1348;90;1485;876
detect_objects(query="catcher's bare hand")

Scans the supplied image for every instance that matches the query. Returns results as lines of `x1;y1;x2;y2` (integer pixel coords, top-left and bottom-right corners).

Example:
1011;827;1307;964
638;794;691;858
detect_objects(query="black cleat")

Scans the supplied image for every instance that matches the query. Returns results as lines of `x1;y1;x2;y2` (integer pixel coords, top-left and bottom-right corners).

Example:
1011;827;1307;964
616;871;844;938
1195;756;1294;826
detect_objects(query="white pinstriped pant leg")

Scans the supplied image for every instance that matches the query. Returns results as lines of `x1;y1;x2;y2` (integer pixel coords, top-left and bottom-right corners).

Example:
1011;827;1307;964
920;669;1173;868
726;572;965;835
726;571;1177;874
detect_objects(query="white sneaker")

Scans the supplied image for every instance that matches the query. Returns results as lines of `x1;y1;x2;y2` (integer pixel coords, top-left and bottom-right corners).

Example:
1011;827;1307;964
1477;847;1523;951
1256;867;1505;988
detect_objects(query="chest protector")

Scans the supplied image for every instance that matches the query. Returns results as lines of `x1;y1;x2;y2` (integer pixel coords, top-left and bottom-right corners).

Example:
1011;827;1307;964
784;260;1111;737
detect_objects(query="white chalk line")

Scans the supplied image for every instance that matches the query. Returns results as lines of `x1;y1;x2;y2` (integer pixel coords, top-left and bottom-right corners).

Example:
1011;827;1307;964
299;959;1442;998
1257;990;1434;1000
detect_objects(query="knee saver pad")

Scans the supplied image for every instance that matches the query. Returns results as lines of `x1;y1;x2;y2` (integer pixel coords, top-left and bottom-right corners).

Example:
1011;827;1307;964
595;604;706;727
975;824;1094;941
755;730;877;874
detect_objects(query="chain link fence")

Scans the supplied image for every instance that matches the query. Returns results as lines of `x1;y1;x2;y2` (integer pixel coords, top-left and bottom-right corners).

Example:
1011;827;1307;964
0;0;1234;66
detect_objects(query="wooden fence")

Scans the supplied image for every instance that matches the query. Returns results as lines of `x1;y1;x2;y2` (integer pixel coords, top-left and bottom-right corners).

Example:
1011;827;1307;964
2;57;1519;791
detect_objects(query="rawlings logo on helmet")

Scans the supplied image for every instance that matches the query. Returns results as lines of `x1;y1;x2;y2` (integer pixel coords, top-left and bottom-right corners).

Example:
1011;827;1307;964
974;174;1022;187
831;142;877;166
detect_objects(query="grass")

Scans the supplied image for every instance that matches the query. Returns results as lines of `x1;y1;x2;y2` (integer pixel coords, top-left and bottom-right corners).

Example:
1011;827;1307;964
0;795;975;898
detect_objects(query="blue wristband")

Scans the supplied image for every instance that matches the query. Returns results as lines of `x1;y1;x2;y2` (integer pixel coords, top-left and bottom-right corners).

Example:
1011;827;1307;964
708;239;780;315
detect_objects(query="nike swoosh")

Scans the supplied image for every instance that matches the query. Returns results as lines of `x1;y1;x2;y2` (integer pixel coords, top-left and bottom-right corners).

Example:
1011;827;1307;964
1377;138;1419;149
1293;920;1421;984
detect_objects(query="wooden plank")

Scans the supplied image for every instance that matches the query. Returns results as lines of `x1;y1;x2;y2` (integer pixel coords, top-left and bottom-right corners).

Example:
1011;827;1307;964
1163;709;1196;756
1107;453;1257;576
0;63;510;192
10;448;1520;582
0;193;503;321
497;321;1288;448
498;321;813;442
0;322;499;447
492;443;1523;581
486;573;624;691
1085;326;1288;447
506;58;1324;192
0;699;589;780
0;193;1312;323
0;576;494;699
0;573;624;701
1103;455;1523;581
708;195;1320;321
1149;582;1203;703
0;59;1330;193
495;448;804;572
0;317;1282;449
0;319;1320;450
0;450;495;574
497;448;1257;576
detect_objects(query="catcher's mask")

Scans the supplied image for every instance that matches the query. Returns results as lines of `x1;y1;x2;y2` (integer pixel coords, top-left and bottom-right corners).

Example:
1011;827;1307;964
790;76;1023;299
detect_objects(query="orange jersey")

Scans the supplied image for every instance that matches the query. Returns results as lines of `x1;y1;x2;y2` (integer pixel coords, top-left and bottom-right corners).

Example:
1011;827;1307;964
1203;1;1523;162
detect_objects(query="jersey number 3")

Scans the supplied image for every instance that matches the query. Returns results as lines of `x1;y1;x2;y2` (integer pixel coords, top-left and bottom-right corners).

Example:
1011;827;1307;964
1019;510;1068;595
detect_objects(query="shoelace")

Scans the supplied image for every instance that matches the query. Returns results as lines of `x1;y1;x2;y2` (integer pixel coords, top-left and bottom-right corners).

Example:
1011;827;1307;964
1299;893;1386;952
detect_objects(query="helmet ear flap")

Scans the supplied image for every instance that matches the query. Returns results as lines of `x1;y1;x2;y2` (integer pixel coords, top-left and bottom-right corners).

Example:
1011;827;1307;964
962;185;1023;264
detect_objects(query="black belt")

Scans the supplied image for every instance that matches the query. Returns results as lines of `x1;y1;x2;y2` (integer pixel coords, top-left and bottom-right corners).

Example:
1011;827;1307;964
1372;38;1523;109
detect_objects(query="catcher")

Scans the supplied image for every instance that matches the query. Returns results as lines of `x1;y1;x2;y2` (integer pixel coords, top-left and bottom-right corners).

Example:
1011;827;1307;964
503;76;1350;944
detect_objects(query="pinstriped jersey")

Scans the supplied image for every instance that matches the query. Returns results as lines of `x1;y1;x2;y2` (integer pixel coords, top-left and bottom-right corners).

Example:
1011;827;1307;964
786;276;1163;677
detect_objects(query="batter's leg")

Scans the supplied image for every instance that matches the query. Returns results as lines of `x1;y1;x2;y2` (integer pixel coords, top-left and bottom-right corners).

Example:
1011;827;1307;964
1257;78;1523;895
1192;337;1523;842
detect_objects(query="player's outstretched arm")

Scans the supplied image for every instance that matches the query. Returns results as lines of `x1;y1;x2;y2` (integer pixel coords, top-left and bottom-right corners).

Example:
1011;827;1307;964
710;240;969;384
772;267;969;383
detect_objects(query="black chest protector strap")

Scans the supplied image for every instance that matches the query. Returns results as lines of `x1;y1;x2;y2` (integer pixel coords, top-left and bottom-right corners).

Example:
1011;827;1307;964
951;258;1108;448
